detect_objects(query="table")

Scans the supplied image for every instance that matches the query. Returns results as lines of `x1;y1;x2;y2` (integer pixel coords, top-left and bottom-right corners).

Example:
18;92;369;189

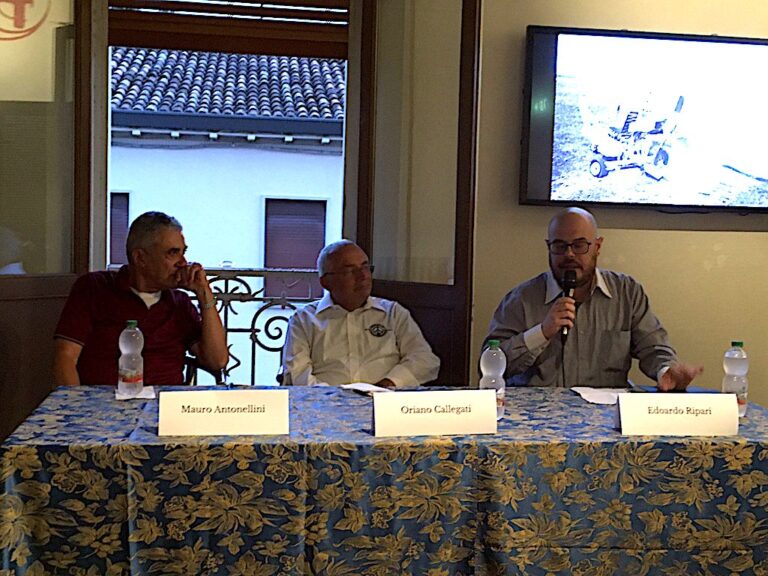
2;386;768;575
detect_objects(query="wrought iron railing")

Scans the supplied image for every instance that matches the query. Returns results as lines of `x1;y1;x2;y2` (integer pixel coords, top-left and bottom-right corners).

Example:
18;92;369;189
198;268;321;386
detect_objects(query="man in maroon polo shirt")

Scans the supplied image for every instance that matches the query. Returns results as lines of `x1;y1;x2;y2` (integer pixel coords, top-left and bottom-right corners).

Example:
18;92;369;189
53;212;228;386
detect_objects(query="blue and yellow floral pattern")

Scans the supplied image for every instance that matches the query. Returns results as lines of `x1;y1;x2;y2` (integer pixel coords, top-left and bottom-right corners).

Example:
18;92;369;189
2;386;768;575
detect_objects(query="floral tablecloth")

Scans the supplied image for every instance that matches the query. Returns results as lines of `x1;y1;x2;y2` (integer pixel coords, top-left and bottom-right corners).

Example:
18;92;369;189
2;386;767;575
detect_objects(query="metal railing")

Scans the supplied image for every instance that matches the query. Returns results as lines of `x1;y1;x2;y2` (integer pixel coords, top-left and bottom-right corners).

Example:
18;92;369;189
198;268;321;386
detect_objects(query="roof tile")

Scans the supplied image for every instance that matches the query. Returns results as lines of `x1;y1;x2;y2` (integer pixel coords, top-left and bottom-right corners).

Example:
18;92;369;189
111;47;346;120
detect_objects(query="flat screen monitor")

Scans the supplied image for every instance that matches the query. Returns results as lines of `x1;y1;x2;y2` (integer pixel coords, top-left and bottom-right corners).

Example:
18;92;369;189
520;25;768;213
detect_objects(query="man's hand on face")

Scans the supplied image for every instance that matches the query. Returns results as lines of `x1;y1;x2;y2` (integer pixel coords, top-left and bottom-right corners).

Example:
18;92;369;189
658;362;704;392
177;263;212;297
542;296;576;340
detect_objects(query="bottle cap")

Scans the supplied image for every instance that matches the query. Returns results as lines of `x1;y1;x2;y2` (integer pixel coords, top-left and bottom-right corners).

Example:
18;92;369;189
731;341;744;348
487;339;500;348
126;320;138;328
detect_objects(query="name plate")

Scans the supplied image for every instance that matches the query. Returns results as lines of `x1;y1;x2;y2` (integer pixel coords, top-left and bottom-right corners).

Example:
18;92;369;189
373;390;497;437
158;389;289;436
617;393;738;436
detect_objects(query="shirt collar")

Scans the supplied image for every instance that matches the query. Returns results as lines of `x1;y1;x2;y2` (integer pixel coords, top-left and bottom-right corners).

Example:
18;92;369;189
116;265;133;293
594;268;612;298
117;264;174;302
316;292;385;314
544;268;612;304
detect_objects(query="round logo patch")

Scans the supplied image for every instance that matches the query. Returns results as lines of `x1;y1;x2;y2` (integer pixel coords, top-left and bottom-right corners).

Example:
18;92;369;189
368;323;388;337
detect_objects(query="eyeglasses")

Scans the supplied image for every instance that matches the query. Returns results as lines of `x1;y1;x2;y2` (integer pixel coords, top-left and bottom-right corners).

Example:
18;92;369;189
324;264;375;277
546;239;593;255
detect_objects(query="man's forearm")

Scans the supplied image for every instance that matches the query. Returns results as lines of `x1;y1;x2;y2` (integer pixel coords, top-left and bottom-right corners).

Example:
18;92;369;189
53;356;80;386
53;340;83;386
197;303;229;370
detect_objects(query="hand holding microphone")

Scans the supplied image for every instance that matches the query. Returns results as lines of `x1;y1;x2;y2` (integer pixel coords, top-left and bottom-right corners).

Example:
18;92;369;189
541;269;577;341
560;270;578;343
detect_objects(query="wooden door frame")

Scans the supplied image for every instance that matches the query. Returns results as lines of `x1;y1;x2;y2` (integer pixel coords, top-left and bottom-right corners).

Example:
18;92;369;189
355;0;480;384
74;0;94;273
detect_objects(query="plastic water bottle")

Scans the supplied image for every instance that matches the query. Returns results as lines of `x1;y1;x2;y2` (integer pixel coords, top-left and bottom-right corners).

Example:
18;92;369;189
118;320;144;396
480;339;506;420
722;341;748;417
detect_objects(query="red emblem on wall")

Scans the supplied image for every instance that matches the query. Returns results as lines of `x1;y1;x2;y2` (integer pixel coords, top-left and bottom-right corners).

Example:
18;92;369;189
0;0;51;41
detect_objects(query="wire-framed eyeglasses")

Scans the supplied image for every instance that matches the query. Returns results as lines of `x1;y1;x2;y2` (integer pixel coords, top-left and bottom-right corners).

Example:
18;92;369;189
324;264;375;277
546;239;592;255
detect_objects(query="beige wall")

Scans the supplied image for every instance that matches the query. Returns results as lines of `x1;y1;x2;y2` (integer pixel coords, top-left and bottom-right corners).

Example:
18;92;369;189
473;0;768;406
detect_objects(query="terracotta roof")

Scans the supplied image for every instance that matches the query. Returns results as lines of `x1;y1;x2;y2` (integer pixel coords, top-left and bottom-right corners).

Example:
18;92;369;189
110;47;346;120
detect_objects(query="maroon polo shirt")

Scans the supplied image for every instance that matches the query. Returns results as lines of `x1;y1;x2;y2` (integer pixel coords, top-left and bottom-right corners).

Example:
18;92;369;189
55;266;202;385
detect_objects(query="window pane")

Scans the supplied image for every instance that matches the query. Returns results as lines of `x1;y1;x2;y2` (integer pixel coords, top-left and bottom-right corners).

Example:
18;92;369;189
108;47;345;270
264;199;325;298
110;193;129;265
0;1;74;275
371;0;460;285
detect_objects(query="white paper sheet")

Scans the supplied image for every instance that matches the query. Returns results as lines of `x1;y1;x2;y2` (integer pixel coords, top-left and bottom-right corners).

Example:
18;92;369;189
571;387;630;405
340;382;393;395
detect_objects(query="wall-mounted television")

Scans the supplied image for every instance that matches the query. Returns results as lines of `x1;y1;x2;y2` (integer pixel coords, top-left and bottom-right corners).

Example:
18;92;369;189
520;25;768;213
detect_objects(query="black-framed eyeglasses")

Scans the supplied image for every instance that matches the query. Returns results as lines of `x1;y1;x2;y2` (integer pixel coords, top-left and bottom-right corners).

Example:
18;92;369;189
324;264;375;277
546;239;592;255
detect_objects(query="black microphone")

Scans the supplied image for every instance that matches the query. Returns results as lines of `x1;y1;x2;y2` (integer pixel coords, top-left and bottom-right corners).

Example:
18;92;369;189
561;270;577;343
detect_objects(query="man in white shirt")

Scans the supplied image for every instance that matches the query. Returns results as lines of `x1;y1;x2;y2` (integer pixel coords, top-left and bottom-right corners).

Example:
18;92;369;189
282;240;440;388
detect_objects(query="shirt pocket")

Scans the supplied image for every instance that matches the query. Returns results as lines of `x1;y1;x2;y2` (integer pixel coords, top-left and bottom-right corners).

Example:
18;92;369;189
597;329;632;375
364;324;399;360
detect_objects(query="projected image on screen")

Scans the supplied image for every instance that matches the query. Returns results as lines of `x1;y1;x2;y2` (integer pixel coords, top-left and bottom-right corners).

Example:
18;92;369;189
551;34;768;208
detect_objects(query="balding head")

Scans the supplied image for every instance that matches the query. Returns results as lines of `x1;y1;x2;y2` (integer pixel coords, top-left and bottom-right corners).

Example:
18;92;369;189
547;207;598;241
546;207;603;294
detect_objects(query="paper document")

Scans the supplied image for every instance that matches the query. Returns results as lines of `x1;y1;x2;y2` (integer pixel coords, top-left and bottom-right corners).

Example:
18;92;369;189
571;387;630;405
115;386;156;400
340;382;394;395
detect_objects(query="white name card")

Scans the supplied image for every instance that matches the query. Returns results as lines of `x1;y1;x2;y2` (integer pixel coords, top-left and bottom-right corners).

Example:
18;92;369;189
617;393;738;436
373;390;497;437
158;389;289;436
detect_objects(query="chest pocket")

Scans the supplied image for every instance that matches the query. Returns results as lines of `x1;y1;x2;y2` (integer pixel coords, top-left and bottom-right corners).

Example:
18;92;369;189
364;322;399;356
596;329;631;374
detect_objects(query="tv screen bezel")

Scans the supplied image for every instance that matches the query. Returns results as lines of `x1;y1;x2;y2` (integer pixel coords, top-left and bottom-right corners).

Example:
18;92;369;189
519;24;768;215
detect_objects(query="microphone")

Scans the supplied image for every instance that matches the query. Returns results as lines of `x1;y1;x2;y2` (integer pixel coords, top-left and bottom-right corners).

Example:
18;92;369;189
561;270;577;343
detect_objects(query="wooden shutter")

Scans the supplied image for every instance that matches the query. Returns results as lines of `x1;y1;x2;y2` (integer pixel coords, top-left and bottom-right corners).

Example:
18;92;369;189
109;192;129;265
264;199;325;298
108;0;349;58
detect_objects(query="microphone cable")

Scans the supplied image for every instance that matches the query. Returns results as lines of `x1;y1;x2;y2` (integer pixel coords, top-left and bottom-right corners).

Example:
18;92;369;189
561;333;567;387
560;302;581;387
559;271;577;387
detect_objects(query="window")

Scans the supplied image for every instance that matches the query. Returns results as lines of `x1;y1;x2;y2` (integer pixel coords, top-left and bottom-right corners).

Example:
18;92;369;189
0;1;75;274
106;1;348;272
109;192;129;265
264;199;326;298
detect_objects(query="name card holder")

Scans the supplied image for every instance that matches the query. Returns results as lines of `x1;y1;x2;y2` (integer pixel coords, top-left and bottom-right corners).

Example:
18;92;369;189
373;389;497;437
158;389;289;436
616;393;738;436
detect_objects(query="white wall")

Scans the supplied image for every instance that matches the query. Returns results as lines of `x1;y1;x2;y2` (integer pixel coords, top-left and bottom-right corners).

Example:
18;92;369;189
109;143;344;268
110;142;344;385
474;0;768;406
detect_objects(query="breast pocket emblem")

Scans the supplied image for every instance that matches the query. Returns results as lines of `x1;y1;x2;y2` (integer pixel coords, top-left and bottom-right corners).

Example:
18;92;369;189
368;324;388;337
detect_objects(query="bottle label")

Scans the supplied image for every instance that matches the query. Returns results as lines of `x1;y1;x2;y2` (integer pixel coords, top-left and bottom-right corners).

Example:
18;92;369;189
119;370;143;384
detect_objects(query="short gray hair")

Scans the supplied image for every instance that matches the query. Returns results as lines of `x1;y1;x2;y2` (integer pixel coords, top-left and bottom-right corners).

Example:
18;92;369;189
317;239;357;277
126;211;182;264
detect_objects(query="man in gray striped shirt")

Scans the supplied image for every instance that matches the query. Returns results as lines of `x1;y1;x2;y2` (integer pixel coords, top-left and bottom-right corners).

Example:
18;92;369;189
485;207;702;390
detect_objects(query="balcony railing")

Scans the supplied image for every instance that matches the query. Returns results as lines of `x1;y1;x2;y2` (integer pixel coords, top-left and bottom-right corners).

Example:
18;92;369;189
194;268;321;386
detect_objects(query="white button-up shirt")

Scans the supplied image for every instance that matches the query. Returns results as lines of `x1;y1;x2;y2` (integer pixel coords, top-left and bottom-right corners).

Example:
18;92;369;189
283;293;440;388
